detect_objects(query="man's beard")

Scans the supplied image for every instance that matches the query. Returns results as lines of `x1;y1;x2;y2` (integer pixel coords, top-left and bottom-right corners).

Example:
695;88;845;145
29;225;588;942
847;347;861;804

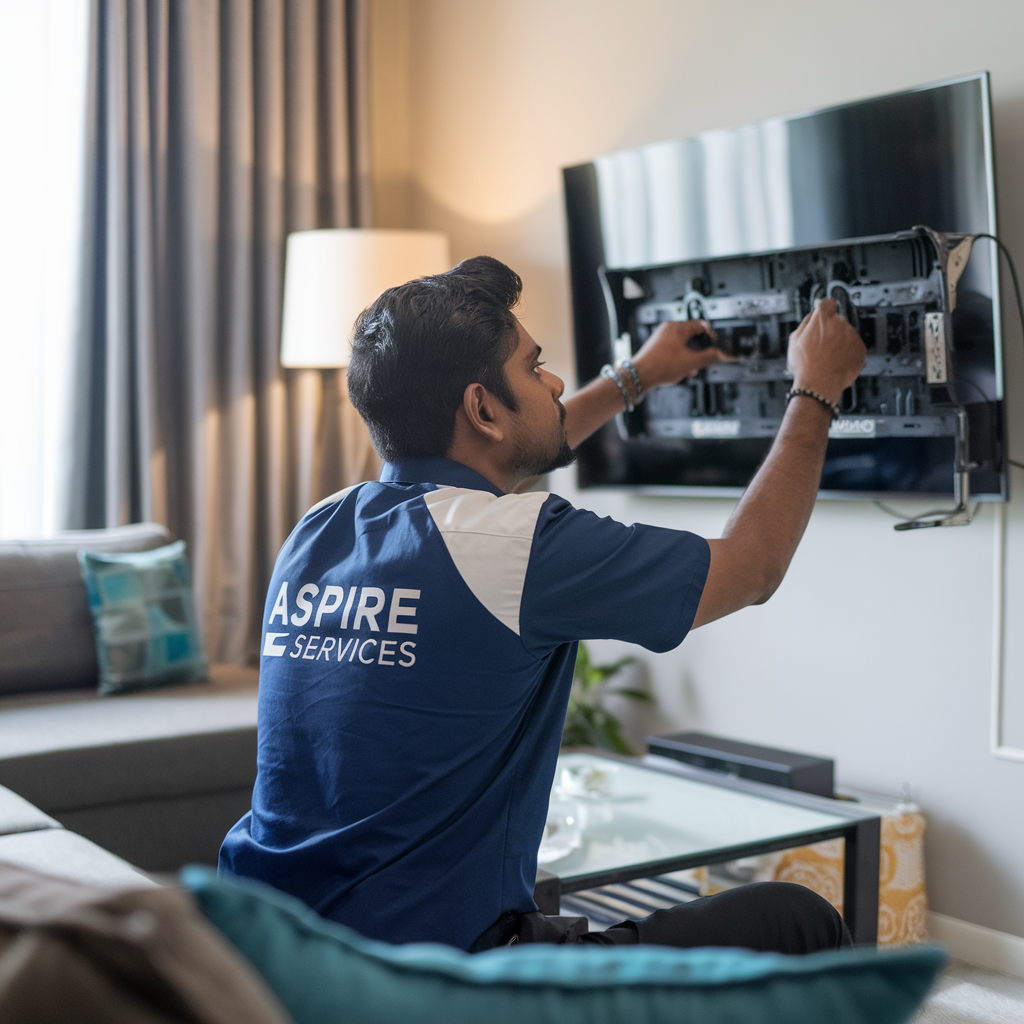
509;404;577;479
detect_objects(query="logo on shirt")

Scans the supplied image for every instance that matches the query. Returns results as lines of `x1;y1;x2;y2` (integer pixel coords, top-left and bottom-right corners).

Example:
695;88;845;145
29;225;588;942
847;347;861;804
261;581;418;668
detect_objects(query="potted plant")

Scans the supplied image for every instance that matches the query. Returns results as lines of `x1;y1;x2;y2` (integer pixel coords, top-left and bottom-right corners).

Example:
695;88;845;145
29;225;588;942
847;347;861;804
561;642;654;754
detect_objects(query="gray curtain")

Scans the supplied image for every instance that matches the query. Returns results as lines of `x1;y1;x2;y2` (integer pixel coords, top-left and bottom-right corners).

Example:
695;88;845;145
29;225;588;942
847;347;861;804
70;0;379;665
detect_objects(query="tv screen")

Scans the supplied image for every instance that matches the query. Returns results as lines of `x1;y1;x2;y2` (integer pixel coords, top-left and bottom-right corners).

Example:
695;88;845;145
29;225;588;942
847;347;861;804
563;73;1005;500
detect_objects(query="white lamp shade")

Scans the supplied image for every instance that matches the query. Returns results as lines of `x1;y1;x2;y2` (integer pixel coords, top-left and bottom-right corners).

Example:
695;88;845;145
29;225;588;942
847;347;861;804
280;229;451;368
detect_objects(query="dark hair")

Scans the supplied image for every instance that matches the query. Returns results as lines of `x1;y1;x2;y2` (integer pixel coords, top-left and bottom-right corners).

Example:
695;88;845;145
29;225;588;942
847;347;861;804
346;255;522;461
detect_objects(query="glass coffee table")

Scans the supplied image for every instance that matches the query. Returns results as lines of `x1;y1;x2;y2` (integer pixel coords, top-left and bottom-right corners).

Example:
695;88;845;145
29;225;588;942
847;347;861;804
534;750;882;945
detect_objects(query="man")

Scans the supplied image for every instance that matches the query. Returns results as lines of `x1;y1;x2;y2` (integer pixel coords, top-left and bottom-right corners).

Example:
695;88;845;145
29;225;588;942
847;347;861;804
220;256;866;953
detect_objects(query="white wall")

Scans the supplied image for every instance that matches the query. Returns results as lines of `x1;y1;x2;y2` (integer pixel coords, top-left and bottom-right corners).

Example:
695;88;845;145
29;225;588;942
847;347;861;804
401;0;1024;936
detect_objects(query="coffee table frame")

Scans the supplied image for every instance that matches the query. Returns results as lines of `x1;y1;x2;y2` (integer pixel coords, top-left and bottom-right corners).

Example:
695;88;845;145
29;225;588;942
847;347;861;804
535;750;882;945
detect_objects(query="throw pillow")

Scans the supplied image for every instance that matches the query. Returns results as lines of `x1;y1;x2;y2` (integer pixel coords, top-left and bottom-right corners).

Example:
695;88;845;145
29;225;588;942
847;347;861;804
183;867;945;1024
78;540;206;694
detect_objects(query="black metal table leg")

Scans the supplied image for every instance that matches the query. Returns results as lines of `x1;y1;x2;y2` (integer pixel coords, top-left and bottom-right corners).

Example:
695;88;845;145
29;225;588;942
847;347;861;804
534;868;561;915
843;816;881;945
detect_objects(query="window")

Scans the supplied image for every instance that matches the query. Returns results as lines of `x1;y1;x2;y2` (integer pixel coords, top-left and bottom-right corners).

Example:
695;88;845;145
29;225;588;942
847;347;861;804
0;0;89;537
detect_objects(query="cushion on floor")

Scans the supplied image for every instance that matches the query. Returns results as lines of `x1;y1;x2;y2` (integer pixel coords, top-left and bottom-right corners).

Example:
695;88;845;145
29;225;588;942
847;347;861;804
184;866;946;1024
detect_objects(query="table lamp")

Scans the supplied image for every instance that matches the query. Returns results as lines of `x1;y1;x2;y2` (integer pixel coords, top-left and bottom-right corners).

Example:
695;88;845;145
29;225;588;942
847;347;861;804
280;229;451;368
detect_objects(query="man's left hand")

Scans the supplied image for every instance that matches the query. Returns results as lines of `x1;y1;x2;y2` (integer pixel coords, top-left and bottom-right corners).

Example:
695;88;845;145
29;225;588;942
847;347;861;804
631;320;731;392
562;319;731;451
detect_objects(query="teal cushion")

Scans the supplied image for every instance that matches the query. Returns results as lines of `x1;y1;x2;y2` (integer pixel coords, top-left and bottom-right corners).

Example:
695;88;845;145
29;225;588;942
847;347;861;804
183;867;946;1024
78;540;206;694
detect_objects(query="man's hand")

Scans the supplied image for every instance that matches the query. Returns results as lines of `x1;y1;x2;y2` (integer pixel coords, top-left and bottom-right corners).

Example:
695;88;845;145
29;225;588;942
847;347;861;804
787;300;866;405
632;320;731;392
561;319;730;448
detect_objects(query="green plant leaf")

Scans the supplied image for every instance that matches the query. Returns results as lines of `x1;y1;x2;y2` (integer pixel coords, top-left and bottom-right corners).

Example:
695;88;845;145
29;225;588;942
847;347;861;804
594;711;635;755
591;654;636;677
563;642;648;755
605;687;654;703
574;643;591;677
561;701;592;748
574;643;599;693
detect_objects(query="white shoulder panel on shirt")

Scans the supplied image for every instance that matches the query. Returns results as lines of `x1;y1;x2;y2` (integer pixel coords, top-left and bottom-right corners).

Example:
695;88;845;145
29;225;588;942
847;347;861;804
422;487;549;636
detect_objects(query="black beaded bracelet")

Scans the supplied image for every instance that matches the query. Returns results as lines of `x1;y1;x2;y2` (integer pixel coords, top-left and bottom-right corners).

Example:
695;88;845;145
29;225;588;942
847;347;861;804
785;387;840;421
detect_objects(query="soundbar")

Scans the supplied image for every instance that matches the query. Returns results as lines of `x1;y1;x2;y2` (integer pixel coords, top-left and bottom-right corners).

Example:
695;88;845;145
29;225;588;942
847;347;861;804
647;731;835;798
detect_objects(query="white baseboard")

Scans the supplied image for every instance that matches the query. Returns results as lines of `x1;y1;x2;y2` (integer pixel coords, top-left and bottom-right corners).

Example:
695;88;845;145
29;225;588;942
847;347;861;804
928;912;1024;978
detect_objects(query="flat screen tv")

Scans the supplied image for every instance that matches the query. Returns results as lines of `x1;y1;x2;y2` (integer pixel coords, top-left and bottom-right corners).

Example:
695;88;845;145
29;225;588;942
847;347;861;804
563;73;1005;501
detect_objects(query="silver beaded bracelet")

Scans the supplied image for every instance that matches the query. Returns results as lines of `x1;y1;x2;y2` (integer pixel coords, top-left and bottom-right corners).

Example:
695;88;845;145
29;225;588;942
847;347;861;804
616;357;643;402
601;364;635;412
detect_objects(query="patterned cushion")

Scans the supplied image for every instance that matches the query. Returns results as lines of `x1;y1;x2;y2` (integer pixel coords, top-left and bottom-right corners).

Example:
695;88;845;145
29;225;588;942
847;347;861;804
698;798;928;947
78;541;206;695
0;523;171;695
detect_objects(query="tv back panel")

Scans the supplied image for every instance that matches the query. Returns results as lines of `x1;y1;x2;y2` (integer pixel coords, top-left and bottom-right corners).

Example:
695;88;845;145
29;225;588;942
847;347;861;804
563;74;1005;500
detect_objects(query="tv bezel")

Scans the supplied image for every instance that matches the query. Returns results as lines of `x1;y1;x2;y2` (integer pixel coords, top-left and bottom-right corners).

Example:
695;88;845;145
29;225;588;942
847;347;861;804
563;72;1005;503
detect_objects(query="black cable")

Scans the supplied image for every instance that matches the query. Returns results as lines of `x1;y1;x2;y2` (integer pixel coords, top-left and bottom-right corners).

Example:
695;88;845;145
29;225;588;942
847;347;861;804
975;233;1024;343
954;373;988;405
874;500;960;521
977;233;1024;483
875;232;1024;523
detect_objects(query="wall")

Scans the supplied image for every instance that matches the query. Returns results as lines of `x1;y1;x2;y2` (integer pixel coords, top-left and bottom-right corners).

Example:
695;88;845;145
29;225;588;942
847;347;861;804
368;0;412;229
376;0;1024;937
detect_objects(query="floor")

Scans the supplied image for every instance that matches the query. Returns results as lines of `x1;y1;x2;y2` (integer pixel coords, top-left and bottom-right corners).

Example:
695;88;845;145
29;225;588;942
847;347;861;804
912;960;1024;1024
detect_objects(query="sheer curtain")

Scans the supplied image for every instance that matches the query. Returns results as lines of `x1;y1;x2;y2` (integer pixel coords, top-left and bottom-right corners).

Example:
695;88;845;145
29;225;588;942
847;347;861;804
0;0;90;538
69;0;378;665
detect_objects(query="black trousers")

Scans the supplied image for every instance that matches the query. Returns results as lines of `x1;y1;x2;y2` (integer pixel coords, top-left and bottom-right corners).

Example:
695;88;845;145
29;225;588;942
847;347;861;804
470;882;853;954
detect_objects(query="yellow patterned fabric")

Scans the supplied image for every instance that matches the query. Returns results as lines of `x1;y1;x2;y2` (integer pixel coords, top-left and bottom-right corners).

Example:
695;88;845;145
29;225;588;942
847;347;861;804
697;809;928;946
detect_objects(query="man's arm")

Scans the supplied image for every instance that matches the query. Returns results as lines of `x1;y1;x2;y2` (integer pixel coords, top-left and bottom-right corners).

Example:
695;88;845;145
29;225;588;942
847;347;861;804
691;300;865;627
560;302;864;626
562;320;728;450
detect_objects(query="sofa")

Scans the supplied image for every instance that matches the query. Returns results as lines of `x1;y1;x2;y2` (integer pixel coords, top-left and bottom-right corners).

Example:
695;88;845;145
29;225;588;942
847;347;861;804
0;524;259;871
0;779;154;888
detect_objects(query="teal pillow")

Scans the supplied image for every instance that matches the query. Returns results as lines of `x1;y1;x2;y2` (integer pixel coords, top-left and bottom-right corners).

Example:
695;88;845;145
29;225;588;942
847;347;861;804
183;867;946;1024
78;540;206;694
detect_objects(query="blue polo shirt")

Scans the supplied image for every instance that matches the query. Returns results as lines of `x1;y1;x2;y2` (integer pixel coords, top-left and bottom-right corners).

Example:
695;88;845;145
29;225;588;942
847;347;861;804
220;457;710;950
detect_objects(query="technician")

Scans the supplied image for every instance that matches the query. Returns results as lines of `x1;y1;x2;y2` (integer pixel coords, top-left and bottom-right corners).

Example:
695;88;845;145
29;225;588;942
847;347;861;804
220;256;866;953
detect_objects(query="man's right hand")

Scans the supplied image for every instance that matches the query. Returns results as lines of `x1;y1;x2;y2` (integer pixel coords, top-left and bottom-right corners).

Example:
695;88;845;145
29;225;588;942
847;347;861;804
787;299;866;406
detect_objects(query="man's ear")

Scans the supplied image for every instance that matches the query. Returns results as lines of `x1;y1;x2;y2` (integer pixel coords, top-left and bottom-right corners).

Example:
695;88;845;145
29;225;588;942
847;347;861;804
462;383;506;444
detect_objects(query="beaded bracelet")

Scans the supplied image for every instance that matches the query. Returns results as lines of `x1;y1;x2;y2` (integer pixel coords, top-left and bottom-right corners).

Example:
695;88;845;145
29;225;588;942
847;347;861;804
601;364;635;412
616;357;643;402
785;387;840;421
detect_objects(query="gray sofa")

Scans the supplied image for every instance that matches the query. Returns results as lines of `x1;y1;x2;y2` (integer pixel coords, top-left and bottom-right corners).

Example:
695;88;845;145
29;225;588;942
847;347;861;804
0;525;258;871
0;782;154;888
